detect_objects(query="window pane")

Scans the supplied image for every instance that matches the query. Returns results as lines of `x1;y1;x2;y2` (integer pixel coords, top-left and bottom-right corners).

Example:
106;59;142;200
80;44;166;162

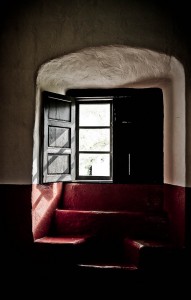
79;104;110;126
79;129;110;151
79;153;110;176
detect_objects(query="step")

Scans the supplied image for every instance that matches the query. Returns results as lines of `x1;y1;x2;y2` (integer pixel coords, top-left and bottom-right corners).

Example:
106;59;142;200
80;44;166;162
124;238;179;269
76;262;139;286
76;235;128;264
52;209;169;240
78;263;138;271
35;236;90;245
34;235;135;269
61;183;164;212
34;235;92;266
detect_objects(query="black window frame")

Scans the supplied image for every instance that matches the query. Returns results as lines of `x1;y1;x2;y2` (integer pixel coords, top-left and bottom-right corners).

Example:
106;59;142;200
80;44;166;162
41;89;164;184
75;98;113;182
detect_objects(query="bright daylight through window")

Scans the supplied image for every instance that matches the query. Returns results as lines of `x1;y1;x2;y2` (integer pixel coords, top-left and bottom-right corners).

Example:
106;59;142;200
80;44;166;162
77;102;112;179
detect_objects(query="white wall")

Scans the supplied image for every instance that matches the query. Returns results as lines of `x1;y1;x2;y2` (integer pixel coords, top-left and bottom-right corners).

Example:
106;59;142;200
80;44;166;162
33;45;185;186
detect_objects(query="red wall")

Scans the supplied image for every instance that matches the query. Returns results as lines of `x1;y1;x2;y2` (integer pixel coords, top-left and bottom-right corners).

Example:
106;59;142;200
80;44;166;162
4;184;33;246
3;183;187;252
163;185;185;247
61;183;164;212
32;183;63;240
3;184;33;267
60;183;186;247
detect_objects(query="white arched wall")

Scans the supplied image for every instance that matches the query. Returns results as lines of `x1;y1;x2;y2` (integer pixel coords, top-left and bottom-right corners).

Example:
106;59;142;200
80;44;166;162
33;45;185;187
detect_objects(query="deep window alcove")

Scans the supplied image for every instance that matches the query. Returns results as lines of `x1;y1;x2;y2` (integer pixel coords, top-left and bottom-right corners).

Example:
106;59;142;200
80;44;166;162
32;45;185;247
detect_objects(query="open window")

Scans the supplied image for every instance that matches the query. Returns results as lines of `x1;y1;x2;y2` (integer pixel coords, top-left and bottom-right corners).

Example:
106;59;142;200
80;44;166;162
76;99;113;181
41;88;163;184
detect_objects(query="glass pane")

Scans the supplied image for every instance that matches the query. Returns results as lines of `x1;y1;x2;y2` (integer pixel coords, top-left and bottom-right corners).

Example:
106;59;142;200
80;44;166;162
79;129;110;151
79;153;110;176
79;104;110;126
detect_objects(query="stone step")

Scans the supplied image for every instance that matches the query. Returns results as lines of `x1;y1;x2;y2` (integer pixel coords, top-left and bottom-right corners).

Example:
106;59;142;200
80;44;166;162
34;235;92;266
52;209;169;240
78;263;138;271
124;238;182;269
61;183;164;212
35;235;91;245
34;235;132;268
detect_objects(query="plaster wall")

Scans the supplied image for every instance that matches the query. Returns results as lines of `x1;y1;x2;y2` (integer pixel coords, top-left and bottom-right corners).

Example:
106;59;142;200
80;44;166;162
0;0;190;186
34;45;185;186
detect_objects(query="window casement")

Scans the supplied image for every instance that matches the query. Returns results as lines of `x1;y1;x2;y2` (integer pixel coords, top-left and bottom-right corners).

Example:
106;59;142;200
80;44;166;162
76;99;113;181
41;92;113;183
41;91;75;183
41;88;163;184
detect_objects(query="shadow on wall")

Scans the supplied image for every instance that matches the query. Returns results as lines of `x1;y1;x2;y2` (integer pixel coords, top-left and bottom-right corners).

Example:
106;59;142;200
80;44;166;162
32;182;63;240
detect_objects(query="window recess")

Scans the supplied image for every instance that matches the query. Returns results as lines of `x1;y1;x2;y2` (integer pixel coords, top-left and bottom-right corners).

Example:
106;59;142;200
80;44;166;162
41;89;163;184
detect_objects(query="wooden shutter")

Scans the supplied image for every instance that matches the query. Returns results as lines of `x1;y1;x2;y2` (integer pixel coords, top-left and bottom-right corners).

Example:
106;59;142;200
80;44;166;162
41;91;75;183
113;88;163;184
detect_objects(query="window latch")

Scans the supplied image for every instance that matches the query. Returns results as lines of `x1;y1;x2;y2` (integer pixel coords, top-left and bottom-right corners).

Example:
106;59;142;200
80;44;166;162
128;153;131;175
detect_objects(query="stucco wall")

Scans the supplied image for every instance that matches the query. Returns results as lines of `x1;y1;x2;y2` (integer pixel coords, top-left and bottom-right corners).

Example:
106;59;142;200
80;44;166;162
35;45;185;186
0;0;190;185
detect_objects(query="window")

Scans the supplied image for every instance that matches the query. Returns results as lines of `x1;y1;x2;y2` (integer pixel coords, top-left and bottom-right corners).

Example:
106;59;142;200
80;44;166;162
41;89;163;184
76;100;112;180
